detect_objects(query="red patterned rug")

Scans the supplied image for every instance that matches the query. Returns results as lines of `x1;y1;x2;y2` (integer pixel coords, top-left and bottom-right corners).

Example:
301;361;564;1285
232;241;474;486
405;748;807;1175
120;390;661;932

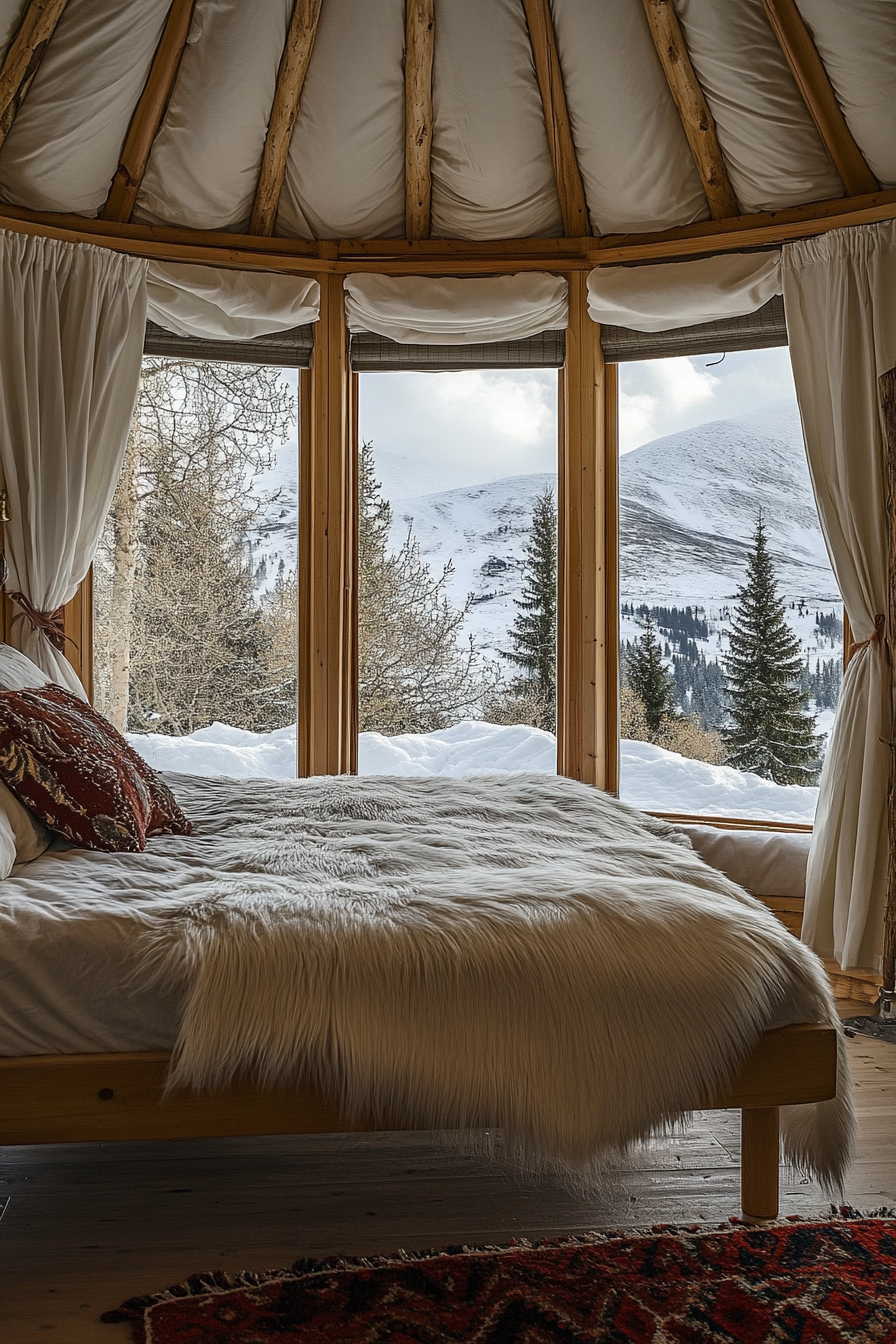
103;1212;896;1343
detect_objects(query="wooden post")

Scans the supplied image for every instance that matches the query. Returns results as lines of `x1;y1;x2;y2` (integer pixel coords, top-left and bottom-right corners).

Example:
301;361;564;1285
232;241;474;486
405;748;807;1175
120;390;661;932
557;272;618;791
878;366;896;1010
297;274;354;776
740;1105;780;1223
61;568;93;700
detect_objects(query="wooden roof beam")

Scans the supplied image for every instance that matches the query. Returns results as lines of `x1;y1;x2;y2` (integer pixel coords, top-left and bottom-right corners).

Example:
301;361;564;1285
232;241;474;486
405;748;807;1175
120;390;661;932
640;0;739;221
250;0;323;237
101;0;196;223
2;188;896;274
0;0;70;148
522;0;590;238
405;0;434;241
760;0;878;197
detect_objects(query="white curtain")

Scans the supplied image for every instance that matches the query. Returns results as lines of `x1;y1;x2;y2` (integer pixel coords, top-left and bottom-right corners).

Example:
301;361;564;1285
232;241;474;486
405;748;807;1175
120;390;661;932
586;252;781;332
343;273;568;344
783;222;896;971
146;262;320;340
0;231;147;692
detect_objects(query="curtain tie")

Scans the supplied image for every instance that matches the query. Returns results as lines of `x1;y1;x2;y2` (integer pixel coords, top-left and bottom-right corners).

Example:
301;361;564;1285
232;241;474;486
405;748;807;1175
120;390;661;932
848;612;886;659
7;592;75;652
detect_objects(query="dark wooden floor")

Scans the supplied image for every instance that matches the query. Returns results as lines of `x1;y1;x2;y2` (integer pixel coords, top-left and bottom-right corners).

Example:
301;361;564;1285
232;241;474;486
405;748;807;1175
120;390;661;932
2;1011;894;1343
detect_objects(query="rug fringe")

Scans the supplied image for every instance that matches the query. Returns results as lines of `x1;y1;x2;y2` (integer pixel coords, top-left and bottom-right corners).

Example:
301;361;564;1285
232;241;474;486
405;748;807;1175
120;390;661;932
100;1204;896;1325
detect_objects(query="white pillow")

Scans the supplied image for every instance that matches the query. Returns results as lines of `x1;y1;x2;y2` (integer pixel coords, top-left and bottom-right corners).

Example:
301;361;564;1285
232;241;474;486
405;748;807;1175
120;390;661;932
0;642;49;691
0;778;51;865
0;646;53;865
0;806;16;879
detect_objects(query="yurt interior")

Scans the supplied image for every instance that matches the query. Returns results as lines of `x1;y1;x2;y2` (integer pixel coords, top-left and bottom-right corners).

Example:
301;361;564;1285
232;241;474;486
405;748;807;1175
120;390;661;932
0;0;895;1339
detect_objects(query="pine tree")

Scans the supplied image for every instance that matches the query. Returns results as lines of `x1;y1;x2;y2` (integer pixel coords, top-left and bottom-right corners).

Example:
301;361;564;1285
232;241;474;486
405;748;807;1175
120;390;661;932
626;613;677;732
502;488;558;730
723;514;820;784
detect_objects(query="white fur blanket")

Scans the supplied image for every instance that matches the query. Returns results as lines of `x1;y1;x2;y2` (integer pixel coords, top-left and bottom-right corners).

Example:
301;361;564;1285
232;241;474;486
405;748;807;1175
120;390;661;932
145;772;852;1189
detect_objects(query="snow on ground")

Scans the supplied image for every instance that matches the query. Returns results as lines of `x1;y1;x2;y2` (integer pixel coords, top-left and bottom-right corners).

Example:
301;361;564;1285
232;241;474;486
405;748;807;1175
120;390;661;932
129;720;817;824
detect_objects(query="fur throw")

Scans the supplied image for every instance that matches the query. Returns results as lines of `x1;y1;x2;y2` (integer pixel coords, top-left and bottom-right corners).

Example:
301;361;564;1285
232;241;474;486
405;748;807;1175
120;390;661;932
143;772;853;1189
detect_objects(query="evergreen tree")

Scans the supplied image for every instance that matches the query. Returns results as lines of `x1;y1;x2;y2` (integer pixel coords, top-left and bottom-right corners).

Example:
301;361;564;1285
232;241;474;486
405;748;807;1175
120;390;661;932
723;514;820;784
625;613;677;732
502;487;557;731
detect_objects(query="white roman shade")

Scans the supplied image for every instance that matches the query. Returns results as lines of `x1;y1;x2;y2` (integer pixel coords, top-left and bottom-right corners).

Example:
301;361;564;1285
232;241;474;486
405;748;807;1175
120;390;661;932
145;263;320;340
343;273;568;345
586;252;782;333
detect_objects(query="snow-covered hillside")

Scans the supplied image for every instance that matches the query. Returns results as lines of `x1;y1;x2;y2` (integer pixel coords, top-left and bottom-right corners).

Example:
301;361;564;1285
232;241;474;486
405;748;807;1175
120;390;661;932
619;401;836;605
246;401;841;671
131;720;818;823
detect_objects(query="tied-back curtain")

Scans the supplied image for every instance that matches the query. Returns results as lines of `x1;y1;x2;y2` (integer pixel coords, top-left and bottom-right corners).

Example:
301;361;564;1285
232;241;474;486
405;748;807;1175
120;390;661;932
0;230;147;693
343;273;568;344
782;222;896;971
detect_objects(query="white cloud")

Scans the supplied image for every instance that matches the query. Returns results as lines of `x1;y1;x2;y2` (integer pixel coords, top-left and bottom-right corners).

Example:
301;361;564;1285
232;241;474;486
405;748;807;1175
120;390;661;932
358;369;557;487
619;346;796;454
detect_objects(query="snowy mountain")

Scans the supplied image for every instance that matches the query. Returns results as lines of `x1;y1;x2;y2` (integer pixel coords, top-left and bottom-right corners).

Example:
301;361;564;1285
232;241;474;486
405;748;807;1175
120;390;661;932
618;401;836;605
247;401;839;659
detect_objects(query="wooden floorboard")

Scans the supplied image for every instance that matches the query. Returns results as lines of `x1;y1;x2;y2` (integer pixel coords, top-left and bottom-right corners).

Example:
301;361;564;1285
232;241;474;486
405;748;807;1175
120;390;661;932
1;1027;893;1343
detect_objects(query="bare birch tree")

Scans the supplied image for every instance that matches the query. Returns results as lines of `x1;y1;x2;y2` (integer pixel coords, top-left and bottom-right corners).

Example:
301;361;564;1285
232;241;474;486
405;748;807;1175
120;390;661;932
94;359;295;733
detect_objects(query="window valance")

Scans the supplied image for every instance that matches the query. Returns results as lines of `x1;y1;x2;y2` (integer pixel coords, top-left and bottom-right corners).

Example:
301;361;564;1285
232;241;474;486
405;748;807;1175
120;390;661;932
343;273;568;345
586;252;782;333
145;263;320;341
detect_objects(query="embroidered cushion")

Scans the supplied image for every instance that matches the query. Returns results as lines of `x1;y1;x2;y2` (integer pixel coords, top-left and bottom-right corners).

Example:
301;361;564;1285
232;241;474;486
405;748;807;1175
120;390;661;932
0;684;191;851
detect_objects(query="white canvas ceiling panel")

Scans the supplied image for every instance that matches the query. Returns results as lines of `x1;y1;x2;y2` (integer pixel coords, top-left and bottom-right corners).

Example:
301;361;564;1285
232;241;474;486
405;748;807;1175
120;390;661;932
429;0;561;240
796;0;896;188
134;0;293;232
551;0;708;235
674;0;843;212
0;0;171;215
277;0;405;240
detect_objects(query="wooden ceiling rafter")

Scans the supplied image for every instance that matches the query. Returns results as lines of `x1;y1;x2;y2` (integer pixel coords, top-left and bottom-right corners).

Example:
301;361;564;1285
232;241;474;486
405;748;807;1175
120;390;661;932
640;0;739;222
522;0;590;238
759;0;878;197
405;0;434;241
1;188;895;275
250;0;323;238
101;0;196;223
0;0;70;147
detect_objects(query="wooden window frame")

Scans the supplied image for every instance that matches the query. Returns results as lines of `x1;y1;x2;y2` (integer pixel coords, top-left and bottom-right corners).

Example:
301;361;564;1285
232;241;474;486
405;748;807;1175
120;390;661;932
54;265;819;830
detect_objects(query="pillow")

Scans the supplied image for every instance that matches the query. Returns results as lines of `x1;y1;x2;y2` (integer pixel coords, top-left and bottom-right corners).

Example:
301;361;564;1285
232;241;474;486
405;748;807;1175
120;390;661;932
0;806;16;879
0;684;192;852
0;642;50;691
0;777;50;864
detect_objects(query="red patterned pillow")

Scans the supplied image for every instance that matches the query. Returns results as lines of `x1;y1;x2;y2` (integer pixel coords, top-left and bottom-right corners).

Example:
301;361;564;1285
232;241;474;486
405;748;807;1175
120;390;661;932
0;684;192;851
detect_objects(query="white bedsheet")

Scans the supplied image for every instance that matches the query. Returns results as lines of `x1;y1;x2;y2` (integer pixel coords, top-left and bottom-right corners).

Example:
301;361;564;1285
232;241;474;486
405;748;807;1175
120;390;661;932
0;774;288;1055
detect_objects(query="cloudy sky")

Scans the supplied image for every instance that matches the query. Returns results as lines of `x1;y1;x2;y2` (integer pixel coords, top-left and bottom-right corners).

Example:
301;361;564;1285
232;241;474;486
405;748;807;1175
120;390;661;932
356;345;798;489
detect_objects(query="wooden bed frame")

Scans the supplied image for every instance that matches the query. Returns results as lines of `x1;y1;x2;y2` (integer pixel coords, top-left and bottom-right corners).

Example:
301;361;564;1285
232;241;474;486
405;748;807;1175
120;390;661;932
0;1023;838;1224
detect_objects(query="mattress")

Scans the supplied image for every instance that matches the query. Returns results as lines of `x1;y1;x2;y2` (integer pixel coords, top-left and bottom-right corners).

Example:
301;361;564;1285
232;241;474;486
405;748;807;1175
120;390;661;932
0;773;290;1055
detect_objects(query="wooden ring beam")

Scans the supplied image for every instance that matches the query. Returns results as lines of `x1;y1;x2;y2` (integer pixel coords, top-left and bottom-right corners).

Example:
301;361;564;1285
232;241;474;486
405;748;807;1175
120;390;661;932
0;1023;838;1223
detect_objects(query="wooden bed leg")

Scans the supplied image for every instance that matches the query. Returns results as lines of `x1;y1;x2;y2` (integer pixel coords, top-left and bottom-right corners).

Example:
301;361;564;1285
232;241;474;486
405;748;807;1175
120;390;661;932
740;1105;780;1223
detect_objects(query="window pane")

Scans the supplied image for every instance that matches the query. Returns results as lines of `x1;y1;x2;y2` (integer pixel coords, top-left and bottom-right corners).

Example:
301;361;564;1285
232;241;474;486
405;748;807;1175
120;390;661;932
93;359;299;778
356;369;558;777
617;347;841;824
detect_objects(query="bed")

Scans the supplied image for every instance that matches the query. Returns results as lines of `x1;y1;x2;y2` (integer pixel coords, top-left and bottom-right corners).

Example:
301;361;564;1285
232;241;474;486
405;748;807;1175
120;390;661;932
0;768;848;1224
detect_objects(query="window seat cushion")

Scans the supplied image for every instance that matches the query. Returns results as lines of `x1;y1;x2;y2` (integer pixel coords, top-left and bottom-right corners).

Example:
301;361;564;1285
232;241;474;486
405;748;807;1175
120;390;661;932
675;825;811;900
